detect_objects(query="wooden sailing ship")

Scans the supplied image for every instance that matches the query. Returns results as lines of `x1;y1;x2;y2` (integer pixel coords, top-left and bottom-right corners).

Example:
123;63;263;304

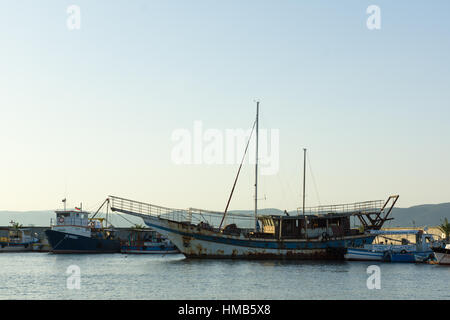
109;102;400;259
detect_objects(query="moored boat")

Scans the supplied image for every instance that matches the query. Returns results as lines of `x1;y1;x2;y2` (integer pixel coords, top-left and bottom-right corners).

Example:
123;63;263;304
0;224;39;252
121;241;179;254
109;102;401;260
45;200;121;254
109;196;400;259
120;228;178;254
433;244;450;265
344;230;436;263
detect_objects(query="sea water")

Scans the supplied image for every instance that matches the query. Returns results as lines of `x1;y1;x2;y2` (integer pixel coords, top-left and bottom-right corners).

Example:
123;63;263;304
0;252;448;300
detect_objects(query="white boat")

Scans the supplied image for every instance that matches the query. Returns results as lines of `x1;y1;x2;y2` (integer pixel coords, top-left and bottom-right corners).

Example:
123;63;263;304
433;244;450;265
344;230;435;263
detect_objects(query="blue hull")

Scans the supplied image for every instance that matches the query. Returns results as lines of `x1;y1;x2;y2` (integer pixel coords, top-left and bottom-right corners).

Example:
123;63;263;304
345;248;433;263
390;251;433;263
45;230;121;253
389;253;415;263
121;245;179;254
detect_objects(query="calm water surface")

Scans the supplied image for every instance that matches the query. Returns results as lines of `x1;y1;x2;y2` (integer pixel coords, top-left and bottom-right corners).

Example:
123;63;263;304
0;253;448;300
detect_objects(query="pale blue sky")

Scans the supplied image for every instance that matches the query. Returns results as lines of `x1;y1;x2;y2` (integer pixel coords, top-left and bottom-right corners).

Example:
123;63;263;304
0;1;449;212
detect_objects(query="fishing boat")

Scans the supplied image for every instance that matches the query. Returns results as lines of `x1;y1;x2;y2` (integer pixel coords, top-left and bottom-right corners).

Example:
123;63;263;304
0;223;39;252
45;200;121;253
433;244;450;265
121;240;178;254
344;230;435;263
121;228;179;254
109;102;400;259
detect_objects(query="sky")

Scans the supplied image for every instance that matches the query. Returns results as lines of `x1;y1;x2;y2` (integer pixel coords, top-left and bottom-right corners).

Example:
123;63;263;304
0;0;449;213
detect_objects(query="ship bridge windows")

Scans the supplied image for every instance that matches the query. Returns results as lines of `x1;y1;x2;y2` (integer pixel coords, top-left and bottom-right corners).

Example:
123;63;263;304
55;211;89;227
57;212;70;218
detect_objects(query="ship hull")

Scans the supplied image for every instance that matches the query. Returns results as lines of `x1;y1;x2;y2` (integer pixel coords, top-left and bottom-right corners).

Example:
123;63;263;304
344;248;384;261
142;216;375;259
434;252;450;265
345;248;433;263
121;245;179;254
45;230;121;254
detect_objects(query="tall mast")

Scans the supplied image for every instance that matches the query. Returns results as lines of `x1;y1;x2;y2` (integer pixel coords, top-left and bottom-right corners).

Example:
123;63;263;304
303;148;307;239
254;101;259;232
302;148;306;215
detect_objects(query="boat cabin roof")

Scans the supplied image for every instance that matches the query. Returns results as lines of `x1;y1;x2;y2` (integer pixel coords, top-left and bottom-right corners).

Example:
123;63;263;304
55;210;90;220
261;213;352;221
55;210;90;215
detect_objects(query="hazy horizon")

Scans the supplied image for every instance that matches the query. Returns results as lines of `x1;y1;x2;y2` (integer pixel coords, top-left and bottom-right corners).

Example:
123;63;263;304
1;200;450;213
1;1;449;212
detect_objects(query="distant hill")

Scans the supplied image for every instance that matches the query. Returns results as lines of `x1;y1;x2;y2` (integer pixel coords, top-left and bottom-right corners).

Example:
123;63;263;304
0;203;449;228
0;210;55;227
234;204;450;228
386;203;450;228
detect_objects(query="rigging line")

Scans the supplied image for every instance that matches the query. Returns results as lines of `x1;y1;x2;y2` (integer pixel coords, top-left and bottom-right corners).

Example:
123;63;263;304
114;211;139;226
52;234;69;250
307;153;322;207
219;118;257;230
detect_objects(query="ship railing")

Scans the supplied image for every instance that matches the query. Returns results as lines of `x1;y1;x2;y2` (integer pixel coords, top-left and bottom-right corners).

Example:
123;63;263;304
297;199;385;216
109;195;187;221
109;195;255;229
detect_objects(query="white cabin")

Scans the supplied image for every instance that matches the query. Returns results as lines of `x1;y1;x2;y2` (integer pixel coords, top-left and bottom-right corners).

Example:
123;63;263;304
51;210;91;238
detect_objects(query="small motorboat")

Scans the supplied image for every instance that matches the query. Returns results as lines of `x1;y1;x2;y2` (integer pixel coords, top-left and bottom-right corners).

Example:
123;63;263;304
345;229;435;263
120;228;179;254
121;240;179;254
